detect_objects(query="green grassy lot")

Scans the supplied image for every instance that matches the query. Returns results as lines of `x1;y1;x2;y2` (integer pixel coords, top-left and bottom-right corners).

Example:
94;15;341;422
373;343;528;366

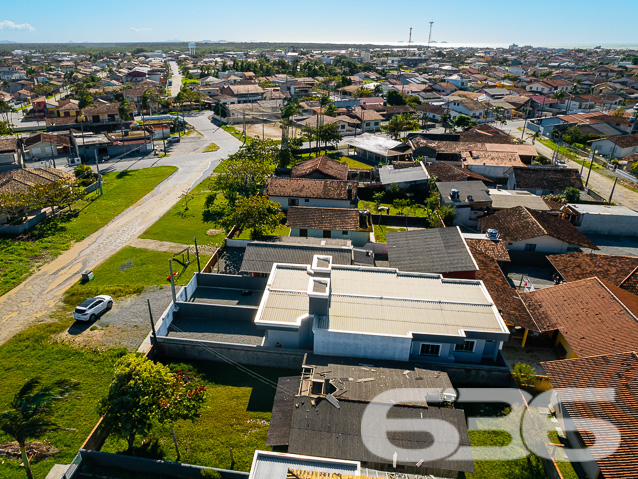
213;160;228;173
101;361;293;471
373;225;406;243
359;200;430;217
0;166;177;297
221;124;247;142
236;224;290;240
140;181;229;246
203;142;220;152
537;138;602;171
63;246;208;306
0;321;125;479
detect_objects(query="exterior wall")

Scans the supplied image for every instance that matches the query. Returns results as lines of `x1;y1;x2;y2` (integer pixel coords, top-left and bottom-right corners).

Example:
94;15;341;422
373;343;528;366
409;338;491;364
313;328;412;362
577;213;638;236
555;331;577;359
290;227;370;247
591;139;638;158
268;195;354;211
466;164;512;180
506;235;569;254
0;152;18;165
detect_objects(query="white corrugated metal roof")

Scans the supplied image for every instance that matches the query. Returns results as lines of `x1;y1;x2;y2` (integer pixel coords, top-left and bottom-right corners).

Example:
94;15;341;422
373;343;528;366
249;451;359;479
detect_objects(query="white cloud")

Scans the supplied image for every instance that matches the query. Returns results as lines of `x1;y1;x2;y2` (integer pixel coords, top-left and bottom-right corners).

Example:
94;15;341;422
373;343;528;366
130;27;151;32
0;20;35;31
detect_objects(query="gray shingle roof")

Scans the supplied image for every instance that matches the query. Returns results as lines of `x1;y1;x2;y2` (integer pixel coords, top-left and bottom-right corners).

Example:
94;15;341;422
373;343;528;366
386;227;478;274
240;241;352;274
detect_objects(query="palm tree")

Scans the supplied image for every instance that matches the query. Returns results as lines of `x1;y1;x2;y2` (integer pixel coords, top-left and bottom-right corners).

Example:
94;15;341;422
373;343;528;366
387;114;408;140
0;378;78;479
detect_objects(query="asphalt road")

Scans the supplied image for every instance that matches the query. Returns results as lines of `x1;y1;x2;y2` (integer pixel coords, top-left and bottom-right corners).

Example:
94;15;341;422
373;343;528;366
168;61;182;98
0;112;241;345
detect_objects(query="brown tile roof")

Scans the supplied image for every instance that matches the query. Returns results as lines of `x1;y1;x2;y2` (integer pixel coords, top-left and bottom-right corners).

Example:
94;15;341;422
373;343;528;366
424;162;491;183
466;238;511;262
24;133;71;148
478;206;598;250
290;155;348;181
0;136;18;153
603;133;638;149
542;352;638;479
619;266;638;296
547;253;638;285
265;177;357;201
520;277;638;353
465;242;537;330
287;207;365;231
46;116;79;126
0;168;75;195
83;102;119;116
511;166;584;191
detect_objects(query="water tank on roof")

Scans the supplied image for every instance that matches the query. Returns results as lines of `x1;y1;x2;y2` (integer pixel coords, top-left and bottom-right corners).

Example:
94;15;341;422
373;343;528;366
450;188;460;200
487;229;499;241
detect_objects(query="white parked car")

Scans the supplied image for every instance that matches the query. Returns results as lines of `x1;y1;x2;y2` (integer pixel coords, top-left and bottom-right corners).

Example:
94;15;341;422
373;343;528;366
73;295;113;321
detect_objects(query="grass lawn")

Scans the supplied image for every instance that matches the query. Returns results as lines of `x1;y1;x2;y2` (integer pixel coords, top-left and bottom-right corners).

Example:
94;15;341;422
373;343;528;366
101;361;294;471
203;142;220;152
373;224;406;243
213;160;228;173
0;166;177;297
359;200;430;217
462;404;547;478
236;224;290;240
140;181;229;246
63;246;208;306
0;321;125;479
221;124;246;142
537;138;602;171
181;78;200;85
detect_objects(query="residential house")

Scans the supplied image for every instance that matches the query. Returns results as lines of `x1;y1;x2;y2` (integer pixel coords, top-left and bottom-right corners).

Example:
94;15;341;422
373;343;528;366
562;204;638;236
386;227;478;279
478;206;598;253
57;100;81;119
447;97;487;120
23;133;72;160
348;107;383;133
488;189;552;212
432;82;458;96
507;166;583;195
82;103;121;125
344;133;412;163
416;103;447;122
436;180;492;227
0;137;19;169
265;177;358;211
543;352;638;479
424;162;491;183
377;161;429;190
590;134;638;158
239;240;354;277
461;150;526;181
547;252;638;296
265;359;474;477
254;253;509;363
287;207;372;246
526;79;573;94
290;155;348;180
521;277;638;359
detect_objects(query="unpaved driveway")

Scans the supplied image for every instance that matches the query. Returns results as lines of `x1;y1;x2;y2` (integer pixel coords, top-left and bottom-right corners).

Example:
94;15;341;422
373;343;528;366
0;115;241;345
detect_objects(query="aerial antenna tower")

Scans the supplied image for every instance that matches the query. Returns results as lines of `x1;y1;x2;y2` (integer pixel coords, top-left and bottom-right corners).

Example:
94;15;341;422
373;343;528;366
408;27;412;55
428;22;434;49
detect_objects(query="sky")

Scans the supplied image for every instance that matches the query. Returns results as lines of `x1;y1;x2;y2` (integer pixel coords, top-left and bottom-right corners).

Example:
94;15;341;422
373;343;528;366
0;0;636;47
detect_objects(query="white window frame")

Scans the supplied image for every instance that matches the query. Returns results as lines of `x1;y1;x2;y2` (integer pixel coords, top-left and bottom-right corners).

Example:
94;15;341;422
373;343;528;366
454;340;475;353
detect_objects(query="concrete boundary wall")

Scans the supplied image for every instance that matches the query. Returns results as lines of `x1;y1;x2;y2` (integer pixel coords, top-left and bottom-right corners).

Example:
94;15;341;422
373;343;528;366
157;336;306;369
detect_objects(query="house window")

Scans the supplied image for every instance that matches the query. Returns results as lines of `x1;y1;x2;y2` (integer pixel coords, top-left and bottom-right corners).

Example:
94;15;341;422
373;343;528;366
342;230;348;235
304;198;309;203
455;340;475;353
524;244;536;252
299;229;308;237
419;343;441;357
288;198;298;207
323;230;331;238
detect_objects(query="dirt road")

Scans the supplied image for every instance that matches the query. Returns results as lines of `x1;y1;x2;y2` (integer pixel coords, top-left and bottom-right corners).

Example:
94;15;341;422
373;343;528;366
0;114;241;345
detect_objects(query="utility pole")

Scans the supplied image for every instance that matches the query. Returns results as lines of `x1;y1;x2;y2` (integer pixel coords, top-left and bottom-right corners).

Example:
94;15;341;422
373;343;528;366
585;156;594;188
408;27;412;56
94;151;103;195
609;177;617;204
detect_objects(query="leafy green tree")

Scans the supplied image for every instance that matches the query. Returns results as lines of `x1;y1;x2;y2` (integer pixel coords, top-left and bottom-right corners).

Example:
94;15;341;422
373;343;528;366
157;369;206;461
372;191;385;211
631;161;638;177
0;378;79;479
386;114;408;140
318;122;343;151
354;87;373;98
222;195;284;239
393;198;411;215
0;120;12;136
324;102;338;117
436;204;457;226
100;355;173;454
373;84;384;96
118;99;134;122
512;363;537;388
563;187;581;203
210;141;277;204
386;90;406;106
454;114;477;131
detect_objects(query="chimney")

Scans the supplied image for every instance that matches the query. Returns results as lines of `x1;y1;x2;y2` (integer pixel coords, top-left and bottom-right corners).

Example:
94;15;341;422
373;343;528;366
308;255;332;317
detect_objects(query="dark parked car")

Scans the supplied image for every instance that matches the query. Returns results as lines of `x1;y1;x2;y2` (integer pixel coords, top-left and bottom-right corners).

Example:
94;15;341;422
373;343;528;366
167;136;180;144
